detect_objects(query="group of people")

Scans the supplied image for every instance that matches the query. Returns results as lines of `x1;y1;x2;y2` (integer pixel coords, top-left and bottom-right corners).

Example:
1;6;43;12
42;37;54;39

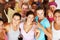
0;0;60;40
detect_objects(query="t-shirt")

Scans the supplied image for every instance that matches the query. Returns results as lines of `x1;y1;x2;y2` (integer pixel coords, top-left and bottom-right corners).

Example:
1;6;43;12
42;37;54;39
35;16;50;40
19;22;35;40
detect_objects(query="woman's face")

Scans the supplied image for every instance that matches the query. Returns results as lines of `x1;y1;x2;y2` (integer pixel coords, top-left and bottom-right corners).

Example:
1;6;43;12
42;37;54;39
12;16;20;26
0;21;3;30
27;14;34;22
37;10;44;20
54;12;60;24
50;5;56;12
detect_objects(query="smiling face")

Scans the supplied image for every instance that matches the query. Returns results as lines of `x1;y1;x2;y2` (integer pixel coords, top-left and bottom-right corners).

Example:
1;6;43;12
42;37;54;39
54;12;60;24
37;9;44;20
27;14;34;23
50;5;56;12
22;4;29;13
32;4;37;10
12;15;20;26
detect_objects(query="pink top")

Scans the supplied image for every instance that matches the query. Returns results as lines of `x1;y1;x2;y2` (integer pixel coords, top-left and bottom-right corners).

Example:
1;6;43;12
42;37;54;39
20;22;35;40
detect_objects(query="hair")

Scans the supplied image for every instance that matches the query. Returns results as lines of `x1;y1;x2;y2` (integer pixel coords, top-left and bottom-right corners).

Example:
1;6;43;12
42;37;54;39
31;2;37;6
21;3;29;9
0;18;4;23
26;10;34;17
12;13;21;20
36;6;44;11
54;9;60;15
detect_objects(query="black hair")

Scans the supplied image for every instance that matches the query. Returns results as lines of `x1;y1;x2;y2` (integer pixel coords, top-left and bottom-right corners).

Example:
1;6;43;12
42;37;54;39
36;6;44;11
31;2;37;6
54;9;60;15
0;18;4;23
12;13;21;20
26;10;34;17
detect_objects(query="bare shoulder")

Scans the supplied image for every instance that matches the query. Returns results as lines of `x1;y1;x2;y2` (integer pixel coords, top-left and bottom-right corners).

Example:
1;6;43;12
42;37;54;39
4;23;10;32
4;23;10;27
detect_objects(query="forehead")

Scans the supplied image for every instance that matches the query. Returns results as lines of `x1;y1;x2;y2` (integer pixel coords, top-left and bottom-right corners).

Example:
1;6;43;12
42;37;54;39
32;4;37;6
22;5;28;8
50;5;56;8
28;14;34;17
13;15;20;19
54;12;60;16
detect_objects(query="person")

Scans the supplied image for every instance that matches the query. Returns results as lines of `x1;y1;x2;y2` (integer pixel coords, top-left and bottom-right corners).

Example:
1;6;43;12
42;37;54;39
5;13;21;40
19;11;40;40
46;8;54;23
0;0;8;23
49;2;57;13
5;1;16;23
0;18;7;40
52;9;60;40
20;3;29;22
31;2;38;17
35;7;52;40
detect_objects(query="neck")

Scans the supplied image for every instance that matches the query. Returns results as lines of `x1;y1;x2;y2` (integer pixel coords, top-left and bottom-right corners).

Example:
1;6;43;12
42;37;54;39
11;23;17;28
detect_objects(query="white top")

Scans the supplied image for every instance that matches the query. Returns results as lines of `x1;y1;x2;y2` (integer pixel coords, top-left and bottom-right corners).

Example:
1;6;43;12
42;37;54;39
55;0;60;9
52;22;60;40
7;26;20;40
20;22;35;40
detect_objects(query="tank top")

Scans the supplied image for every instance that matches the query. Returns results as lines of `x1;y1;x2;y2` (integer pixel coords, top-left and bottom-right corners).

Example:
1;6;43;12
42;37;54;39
52;22;60;40
7;26;20;40
20;22;35;40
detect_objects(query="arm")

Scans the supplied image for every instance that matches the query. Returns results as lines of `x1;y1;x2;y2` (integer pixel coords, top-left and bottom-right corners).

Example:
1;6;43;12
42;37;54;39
34;28;40;39
37;22;52;39
3;23;10;32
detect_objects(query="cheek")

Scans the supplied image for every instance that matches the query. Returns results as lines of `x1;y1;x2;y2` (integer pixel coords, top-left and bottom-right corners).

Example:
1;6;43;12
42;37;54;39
31;18;34;21
37;14;40;17
54;17;56;21
13;20;15;23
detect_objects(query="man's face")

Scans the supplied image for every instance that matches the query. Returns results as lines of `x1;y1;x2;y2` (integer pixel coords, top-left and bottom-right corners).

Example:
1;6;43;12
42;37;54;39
32;4;37;10
22;5;28;13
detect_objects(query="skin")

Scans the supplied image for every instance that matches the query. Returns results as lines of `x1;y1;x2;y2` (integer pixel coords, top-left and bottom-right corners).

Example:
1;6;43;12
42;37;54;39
54;12;60;30
21;5;29;17
24;14;34;33
36;9;52;40
0;21;3;32
50;5;56;13
21;5;29;14
0;21;5;40
5;15;20;32
23;14;40;39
